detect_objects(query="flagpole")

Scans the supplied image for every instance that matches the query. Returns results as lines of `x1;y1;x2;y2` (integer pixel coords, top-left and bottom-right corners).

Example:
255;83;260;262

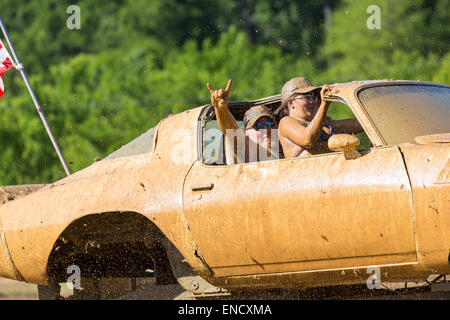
0;16;71;176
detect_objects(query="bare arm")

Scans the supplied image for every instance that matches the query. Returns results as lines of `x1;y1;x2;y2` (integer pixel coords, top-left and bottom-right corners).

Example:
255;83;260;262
207;80;239;133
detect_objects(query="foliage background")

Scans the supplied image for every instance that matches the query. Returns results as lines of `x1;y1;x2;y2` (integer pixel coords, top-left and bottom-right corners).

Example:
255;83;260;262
0;0;448;184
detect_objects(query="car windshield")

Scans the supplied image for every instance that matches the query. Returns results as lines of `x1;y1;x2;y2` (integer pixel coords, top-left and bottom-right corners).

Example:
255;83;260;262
357;84;450;145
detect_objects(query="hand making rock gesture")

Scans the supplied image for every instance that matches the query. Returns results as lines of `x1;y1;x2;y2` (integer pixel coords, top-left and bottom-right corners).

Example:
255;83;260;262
207;79;232;111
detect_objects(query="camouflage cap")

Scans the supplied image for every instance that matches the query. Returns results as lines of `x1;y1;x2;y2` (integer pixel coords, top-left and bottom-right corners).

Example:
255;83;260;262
244;105;275;129
281;77;321;107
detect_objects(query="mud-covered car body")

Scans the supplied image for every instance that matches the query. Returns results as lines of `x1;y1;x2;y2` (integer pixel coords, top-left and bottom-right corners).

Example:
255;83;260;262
0;80;449;295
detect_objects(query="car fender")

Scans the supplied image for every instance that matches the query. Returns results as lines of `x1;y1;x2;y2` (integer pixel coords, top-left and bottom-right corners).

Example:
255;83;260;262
399;142;450;274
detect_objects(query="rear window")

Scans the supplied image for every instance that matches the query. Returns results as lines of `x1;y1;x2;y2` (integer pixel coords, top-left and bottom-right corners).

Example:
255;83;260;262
105;126;157;159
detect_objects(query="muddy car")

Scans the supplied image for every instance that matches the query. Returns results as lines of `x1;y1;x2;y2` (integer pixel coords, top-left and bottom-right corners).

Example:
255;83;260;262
0;80;449;299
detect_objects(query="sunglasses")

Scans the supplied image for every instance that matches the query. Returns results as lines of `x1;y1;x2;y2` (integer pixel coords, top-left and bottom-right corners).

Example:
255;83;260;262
253;121;274;130
291;93;319;102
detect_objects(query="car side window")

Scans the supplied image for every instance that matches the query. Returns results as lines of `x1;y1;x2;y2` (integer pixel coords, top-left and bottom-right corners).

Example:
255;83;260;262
203;120;245;165
327;101;372;150
203;120;224;165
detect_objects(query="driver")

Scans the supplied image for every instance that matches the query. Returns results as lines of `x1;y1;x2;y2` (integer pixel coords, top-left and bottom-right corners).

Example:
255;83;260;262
278;77;364;158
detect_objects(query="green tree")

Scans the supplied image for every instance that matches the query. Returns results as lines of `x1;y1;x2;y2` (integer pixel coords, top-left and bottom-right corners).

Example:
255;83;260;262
0;0;235;74
232;0;339;55
0;28;317;184
319;0;448;82
0;1;447;185
433;53;450;84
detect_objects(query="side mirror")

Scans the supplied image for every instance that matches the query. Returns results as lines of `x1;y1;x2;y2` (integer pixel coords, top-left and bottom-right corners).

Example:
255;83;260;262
328;134;361;160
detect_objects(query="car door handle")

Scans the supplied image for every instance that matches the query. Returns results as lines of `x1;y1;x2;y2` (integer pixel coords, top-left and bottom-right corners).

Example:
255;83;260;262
191;183;214;191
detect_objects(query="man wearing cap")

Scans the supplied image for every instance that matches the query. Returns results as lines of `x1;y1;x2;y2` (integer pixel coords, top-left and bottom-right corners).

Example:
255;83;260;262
278;77;363;158
207;79;279;163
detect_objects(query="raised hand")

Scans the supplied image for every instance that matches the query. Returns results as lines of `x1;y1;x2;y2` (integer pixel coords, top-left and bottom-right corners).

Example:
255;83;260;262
320;84;332;100
207;79;232;111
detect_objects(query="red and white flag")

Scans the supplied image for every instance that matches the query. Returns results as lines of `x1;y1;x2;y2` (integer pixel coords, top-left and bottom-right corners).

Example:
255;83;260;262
0;39;14;98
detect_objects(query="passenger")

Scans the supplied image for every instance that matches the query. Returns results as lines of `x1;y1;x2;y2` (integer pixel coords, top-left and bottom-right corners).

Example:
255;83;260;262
207;80;279;163
278;77;363;158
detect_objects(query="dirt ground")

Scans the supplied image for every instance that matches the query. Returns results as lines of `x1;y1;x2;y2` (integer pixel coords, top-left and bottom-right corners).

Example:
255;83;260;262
1;276;448;300
0;277;37;300
0;277;73;300
0;277;186;300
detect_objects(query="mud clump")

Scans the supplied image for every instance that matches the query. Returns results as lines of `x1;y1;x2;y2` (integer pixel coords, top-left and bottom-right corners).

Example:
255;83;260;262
0;184;47;204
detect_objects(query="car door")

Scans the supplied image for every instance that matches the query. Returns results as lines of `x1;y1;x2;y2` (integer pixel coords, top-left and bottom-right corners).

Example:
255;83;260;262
182;146;417;277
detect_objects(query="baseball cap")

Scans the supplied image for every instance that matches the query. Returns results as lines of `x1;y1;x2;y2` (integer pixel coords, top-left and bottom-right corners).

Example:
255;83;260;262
281;77;321;107
243;105;275;129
